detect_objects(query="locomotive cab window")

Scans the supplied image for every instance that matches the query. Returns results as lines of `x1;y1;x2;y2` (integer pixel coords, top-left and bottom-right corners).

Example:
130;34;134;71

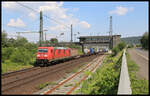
38;49;48;53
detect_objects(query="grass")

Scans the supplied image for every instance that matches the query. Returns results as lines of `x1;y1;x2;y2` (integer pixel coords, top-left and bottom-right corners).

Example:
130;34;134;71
2;60;33;74
64;83;73;87
36;81;57;90
84;70;92;76
71;62;88;73
72;68;78;73
76;50;123;94
78;49;83;55
126;50;149;94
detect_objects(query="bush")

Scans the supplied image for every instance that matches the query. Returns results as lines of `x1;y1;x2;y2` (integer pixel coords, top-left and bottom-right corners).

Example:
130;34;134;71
10;47;32;65
118;42;126;51
112;42;126;56
141;32;149;49
1;32;38;73
127;44;134;48
112;47;120;56
78;51;123;94
2;47;14;63
15;37;28;47
136;44;141;47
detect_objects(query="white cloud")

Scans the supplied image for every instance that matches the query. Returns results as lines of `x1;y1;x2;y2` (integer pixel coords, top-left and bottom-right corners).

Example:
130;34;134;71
3;1;90;42
39;2;68;19
80;21;91;29
50;25;65;31
39;5;55;12
7;18;26;27
49;17;80;32
28;12;37;20
39;2;90;31
2;2;17;8
58;1;63;7
109;6;134;16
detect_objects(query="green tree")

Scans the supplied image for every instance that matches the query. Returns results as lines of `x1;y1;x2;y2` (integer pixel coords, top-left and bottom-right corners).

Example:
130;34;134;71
118;42;126;51
7;38;17;47
2;47;14;63
50;38;58;44
10;47;31;65
112;46;119;56
112;42;126;56
141;32;149;49
127;44;134;48
2;30;8;47
15;37;28;47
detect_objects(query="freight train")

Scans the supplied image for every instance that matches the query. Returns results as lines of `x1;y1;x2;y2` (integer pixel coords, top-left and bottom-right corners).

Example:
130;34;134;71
35;47;72;66
35;46;102;67
84;48;96;54
83;47;108;54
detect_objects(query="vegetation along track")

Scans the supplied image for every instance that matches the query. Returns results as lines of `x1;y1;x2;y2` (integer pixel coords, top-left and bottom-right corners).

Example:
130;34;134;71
43;55;105;94
2;54;100;94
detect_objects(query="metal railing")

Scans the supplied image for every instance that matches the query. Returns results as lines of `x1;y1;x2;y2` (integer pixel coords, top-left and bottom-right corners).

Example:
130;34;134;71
117;49;132;94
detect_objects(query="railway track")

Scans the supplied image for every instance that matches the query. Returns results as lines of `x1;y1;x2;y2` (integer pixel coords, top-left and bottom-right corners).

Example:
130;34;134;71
67;55;105;94
42;54;105;94
2;55;81;87
2;67;40;79
1;54;88;79
2;54;100;94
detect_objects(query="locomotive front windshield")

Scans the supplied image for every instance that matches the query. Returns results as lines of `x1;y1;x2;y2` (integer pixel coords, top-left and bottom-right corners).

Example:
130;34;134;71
38;49;48;53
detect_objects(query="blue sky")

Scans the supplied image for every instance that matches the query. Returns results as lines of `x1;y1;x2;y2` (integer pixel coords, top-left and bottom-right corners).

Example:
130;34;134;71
2;1;148;43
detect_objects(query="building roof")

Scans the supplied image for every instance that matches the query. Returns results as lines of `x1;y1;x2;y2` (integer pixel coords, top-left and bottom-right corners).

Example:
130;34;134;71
79;35;121;39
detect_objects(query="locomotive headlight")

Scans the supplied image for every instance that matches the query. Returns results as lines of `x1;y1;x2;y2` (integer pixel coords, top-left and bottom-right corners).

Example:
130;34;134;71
44;54;48;57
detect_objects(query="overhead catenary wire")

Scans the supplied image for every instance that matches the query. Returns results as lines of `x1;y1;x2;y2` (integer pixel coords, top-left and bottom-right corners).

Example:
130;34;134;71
16;2;70;30
3;2;80;42
2;24;29;31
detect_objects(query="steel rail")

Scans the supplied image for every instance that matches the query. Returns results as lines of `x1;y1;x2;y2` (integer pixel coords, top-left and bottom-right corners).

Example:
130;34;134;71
66;55;105;94
2;55;98;92
43;55;103;94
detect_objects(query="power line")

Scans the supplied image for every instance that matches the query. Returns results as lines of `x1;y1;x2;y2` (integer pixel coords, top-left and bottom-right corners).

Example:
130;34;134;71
43;15;70;29
16;2;70;29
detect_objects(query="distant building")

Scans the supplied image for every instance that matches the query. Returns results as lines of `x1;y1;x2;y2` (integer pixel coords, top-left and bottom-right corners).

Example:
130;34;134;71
78;35;121;51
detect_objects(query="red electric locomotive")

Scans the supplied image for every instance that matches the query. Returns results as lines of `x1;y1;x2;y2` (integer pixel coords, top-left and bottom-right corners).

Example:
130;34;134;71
35;47;71;66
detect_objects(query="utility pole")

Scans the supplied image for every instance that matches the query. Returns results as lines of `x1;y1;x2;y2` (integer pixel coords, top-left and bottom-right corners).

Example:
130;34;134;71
43;29;48;41
109;16;113;49
39;11;43;46
15;12;44;45
71;24;73;43
45;32;46;41
109;16;112;36
74;34;76;42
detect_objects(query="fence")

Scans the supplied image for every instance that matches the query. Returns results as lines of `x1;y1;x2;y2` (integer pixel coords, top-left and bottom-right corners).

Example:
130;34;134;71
117;49;132;94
